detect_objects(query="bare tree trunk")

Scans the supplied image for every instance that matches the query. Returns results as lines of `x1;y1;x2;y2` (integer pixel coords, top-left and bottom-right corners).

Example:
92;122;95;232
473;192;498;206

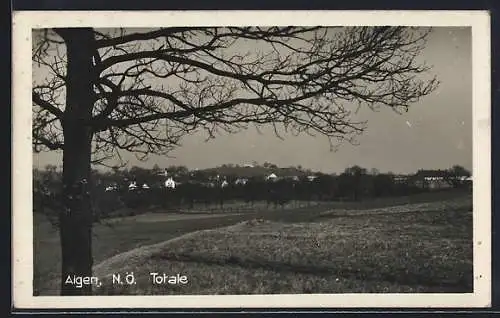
56;28;95;296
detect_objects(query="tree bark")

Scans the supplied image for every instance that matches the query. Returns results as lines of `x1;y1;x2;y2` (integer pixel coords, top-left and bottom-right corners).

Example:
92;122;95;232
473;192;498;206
56;28;95;296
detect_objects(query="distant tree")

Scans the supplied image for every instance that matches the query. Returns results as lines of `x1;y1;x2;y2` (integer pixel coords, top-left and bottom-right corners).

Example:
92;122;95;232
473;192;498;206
151;164;162;175
344;165;367;177
314;173;335;200
342;165;368;200
33;165;63;226
177;165;190;176
32;26;438;295
128;165;151;182
446;165;472;188
111;165;120;176
44;164;58;174
449;165;471;177
167;165;189;177
373;173;395;197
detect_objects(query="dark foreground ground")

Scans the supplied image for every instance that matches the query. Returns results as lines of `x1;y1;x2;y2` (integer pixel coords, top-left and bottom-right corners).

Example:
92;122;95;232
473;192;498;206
33;189;473;295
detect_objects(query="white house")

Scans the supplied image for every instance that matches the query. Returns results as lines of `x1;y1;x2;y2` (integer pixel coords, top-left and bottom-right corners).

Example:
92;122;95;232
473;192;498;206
425;176;452;189
266;173;278;181
105;185;118;192
413;170;453;190
235;178;249;185
307;175;318;182
142;183;150;190
128;181;138;191
393;175;409;184
164;177;176;189
459;175;473;182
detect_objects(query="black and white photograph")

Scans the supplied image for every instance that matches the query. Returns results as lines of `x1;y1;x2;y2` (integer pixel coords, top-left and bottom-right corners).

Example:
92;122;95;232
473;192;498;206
12;10;490;308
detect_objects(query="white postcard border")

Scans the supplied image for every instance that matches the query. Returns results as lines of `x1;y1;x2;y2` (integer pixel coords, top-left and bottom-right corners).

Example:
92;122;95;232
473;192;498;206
12;10;491;309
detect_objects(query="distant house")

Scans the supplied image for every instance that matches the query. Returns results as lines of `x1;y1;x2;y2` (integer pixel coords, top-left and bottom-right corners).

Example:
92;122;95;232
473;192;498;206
128;181;138;191
235;178;249;185
307;175;318;182
105;185;118;192
453;175;473;188
157;168;168;177
463;176;473;189
243;164;254;168
164;177;176;189
208;175;220;182
204;182;216;188
284;175;300;182
413;170;453;190
393;175;409;184
265;173;278;181
142;183;150;190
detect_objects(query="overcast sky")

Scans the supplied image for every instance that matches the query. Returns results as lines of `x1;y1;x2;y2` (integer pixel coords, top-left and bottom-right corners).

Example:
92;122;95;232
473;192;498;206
32;27;472;174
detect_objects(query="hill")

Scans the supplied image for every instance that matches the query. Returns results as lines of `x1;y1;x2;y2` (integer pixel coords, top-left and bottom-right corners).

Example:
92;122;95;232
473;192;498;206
199;166;310;178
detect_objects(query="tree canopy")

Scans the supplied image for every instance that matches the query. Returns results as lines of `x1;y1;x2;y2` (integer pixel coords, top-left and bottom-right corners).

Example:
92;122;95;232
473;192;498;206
33;27;438;166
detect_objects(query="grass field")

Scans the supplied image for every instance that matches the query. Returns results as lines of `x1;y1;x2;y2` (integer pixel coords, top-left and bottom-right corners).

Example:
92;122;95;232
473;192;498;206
33;189;473;295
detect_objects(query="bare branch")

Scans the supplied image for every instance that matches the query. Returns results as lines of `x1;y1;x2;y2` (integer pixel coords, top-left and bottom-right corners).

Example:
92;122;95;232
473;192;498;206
33;135;64;151
94;27;211;48
32;92;64;119
33;26;439;165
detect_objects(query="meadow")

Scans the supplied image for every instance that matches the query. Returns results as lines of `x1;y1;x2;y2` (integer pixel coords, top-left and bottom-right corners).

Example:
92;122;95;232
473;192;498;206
33;189;473;295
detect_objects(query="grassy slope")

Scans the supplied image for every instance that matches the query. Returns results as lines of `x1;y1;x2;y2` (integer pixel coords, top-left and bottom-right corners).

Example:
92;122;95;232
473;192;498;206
34;213;255;295
92;195;473;295
34;189;472;295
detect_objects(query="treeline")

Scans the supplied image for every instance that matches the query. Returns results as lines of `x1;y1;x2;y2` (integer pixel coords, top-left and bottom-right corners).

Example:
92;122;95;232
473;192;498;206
33;164;472;224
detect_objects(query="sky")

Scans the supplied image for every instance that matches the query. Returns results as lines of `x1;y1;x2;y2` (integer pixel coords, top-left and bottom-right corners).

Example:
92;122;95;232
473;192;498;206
32;27;472;175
